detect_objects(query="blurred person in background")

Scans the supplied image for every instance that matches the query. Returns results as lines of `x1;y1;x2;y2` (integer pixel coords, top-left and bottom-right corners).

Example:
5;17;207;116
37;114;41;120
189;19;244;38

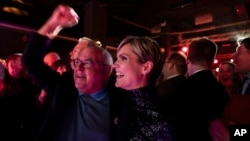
51;59;72;75
170;38;230;141
157;51;187;98
6;53;26;78
156;51;187;133
232;37;250;95
0;62;9;94
43;52;61;67
218;61;242;95
0;53;39;141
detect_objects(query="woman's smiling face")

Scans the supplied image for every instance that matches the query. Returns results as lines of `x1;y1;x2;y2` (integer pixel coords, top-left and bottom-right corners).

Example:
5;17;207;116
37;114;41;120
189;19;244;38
113;44;147;90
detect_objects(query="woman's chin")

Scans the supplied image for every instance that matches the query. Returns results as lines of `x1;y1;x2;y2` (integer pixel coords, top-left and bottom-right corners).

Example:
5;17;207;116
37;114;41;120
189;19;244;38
115;82;126;90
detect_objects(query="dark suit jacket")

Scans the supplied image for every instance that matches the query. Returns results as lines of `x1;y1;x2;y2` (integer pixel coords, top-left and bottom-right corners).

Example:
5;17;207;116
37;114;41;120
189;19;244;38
171;70;230;141
156;75;186;119
240;77;250;95
157;75;186;99
0;77;39;141
244;85;250;95
22;32;123;141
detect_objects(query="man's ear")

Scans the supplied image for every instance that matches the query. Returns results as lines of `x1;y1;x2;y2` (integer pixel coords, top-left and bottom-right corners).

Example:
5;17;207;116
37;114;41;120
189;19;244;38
142;61;153;75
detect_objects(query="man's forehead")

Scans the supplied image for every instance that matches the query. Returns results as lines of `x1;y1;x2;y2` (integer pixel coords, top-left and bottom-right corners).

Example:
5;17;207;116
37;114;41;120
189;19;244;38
74;41;89;50
78;48;102;60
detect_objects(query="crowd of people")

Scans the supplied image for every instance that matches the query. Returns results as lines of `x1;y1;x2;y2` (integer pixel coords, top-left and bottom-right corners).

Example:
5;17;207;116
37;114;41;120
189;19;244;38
0;4;249;141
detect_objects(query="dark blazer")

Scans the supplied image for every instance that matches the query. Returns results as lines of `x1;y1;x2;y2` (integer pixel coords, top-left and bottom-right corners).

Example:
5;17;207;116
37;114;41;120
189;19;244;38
157;75;186;98
0;77;39;141
156;75;186;119
171;70;230;141
240;77;250;95
22;33;123;141
244;84;250;95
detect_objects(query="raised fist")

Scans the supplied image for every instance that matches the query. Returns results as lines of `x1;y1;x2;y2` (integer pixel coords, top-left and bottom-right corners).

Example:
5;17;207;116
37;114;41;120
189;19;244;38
38;4;80;37
49;4;79;28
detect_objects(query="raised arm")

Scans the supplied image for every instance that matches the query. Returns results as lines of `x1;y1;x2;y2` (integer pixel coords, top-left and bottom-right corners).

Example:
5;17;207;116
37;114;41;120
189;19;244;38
38;4;79;38
22;4;79;93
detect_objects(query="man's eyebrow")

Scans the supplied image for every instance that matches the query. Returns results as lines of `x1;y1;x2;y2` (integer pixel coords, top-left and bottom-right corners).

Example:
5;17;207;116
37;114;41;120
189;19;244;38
77;58;95;63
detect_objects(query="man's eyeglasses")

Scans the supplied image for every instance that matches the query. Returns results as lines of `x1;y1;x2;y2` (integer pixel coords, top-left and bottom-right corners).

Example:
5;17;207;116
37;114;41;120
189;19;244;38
71;59;108;70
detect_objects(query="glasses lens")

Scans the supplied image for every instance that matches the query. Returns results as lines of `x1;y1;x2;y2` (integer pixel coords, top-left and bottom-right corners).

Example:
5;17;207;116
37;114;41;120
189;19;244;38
74;59;80;67
72;59;93;69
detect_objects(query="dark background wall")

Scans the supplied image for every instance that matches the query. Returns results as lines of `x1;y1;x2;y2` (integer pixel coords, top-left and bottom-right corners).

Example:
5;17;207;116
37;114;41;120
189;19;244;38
0;23;77;60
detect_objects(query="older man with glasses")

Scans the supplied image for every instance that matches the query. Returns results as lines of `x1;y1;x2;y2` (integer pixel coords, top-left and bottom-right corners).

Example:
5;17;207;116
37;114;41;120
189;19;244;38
22;4;123;141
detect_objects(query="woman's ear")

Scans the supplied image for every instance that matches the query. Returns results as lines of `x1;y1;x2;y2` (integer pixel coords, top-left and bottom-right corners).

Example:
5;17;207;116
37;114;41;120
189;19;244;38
142;61;153;75
169;62;174;69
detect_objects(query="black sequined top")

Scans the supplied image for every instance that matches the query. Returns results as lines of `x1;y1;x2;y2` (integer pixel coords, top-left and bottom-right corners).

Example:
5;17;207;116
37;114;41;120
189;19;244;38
126;85;172;141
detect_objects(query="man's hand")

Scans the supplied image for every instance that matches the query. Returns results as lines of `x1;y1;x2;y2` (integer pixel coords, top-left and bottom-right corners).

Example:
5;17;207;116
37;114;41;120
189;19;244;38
38;4;79;38
49;4;79;28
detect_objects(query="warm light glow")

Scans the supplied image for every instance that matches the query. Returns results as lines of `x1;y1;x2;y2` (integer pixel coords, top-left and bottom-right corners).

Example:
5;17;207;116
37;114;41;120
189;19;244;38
95;40;102;47
215;67;219;72
181;46;188;52
214;59;218;64
2;6;29;16
160;48;165;53
230;59;234;63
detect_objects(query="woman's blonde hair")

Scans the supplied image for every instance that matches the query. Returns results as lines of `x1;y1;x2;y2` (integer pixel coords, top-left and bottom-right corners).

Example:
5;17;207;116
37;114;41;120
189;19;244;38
118;36;164;85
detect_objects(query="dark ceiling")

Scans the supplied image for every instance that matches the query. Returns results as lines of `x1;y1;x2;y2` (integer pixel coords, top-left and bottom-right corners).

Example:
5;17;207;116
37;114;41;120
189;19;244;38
1;0;250;49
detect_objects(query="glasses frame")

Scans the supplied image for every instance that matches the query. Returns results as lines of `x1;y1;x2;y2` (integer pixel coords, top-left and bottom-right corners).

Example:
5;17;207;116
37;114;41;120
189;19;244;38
71;59;109;70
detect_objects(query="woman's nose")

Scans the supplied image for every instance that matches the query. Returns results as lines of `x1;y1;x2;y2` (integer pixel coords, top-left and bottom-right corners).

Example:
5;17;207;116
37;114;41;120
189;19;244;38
112;61;118;69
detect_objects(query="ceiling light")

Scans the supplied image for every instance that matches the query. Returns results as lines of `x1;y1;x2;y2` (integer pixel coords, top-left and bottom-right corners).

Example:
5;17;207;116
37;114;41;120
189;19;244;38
2;6;29;16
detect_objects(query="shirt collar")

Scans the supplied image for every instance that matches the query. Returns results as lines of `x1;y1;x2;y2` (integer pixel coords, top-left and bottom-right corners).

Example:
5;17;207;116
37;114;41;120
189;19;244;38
166;74;180;80
246;72;250;79
78;88;108;101
191;69;206;76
